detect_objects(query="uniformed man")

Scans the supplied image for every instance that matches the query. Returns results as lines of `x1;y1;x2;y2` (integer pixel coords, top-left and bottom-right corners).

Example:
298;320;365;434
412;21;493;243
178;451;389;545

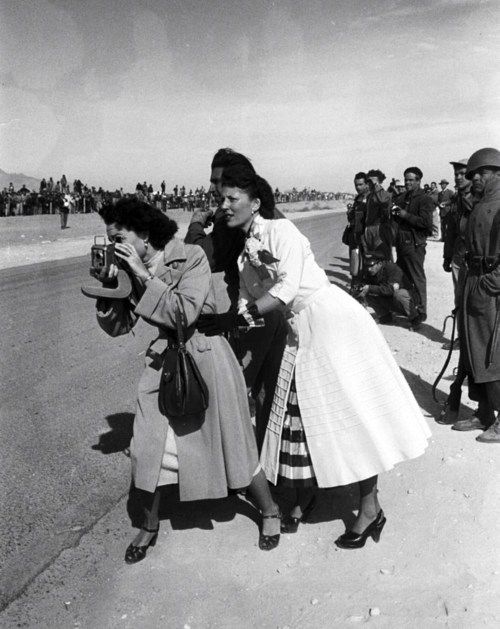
437;159;478;424
356;251;419;328
344;172;369;288
437;178;454;242
393;167;434;326
452;148;500;442
363;169;394;261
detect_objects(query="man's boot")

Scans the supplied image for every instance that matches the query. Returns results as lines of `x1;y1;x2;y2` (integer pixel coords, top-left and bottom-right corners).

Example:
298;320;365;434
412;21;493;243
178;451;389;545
476;416;500;443
452;400;495;431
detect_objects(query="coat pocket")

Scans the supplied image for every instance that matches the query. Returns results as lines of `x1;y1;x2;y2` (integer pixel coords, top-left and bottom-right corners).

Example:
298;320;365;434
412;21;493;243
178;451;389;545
467;281;494;316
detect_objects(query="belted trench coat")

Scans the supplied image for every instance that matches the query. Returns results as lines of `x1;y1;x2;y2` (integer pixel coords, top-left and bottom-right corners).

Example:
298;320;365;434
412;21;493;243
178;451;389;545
460;178;500;383
96;238;258;500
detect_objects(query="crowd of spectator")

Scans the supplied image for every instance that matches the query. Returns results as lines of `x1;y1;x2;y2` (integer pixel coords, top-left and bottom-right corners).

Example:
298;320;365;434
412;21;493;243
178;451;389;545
0;176;346;217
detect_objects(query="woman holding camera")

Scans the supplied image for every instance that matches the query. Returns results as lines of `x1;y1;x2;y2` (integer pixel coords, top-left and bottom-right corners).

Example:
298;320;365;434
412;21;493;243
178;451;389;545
216;165;430;549
95;199;281;563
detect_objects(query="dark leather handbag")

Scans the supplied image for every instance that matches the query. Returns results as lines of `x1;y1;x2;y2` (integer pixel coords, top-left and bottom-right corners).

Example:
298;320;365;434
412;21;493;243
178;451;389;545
158;303;209;417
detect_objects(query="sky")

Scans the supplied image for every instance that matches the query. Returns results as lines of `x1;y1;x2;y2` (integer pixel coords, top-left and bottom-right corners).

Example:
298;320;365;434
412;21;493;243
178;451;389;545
0;0;499;192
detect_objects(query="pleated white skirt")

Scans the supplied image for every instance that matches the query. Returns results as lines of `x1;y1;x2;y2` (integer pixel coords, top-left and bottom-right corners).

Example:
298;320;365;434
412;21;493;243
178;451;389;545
261;284;431;487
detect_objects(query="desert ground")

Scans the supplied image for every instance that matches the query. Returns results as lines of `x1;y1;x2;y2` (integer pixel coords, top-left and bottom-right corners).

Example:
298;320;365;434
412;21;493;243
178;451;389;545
0;205;498;628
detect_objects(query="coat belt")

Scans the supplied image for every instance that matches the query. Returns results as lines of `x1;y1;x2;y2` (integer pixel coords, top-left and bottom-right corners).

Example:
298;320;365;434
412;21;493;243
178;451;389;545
465;253;500;275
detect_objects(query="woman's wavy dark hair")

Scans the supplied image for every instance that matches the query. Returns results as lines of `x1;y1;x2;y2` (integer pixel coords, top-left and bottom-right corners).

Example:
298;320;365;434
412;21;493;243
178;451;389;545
220;165;276;218
99;198;178;249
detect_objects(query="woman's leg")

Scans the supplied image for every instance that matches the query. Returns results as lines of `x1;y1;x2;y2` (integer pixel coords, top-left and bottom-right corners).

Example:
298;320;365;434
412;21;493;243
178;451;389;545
248;469;281;536
131;488;161;546
351;475;381;534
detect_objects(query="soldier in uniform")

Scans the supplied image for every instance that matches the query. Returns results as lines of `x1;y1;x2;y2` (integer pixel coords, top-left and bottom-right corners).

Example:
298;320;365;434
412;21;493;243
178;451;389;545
453;148;500;442
438;159;477;425
363;169;394;261
437;179;454;242
356;251;419;327
393;167;434;326
344;172;369;289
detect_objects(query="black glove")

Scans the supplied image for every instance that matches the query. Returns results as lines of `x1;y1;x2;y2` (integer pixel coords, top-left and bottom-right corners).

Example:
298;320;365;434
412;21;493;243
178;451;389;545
443;259;452;273
196;311;238;336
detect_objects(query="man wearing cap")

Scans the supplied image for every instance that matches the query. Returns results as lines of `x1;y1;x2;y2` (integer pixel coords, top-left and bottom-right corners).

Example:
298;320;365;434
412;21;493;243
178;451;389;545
429;181;440;239
437;179;453;242
438;159;477;425
356;251;419;327
186;148;286;449
392;167;434;325
344;171;369;289
453;148;500;442
442;160;475;309
363;169;394;261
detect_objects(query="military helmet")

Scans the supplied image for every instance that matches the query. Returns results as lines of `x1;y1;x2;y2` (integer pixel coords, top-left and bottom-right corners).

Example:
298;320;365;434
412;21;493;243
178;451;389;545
465;147;500;179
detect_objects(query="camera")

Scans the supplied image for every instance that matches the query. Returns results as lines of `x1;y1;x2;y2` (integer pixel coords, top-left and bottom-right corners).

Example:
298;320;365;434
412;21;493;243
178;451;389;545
350;283;364;296
391;204;402;217
89;236;117;279
81;235;132;300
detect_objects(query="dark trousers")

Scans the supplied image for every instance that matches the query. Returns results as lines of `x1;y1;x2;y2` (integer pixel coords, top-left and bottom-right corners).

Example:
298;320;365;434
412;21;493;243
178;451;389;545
366;288;417;320
469;380;500;424
396;244;427;316
233;310;287;450
60;210;69;228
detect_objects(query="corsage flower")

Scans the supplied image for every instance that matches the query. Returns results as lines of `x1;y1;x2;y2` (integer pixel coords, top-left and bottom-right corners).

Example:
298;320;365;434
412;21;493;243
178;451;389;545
244;236;280;282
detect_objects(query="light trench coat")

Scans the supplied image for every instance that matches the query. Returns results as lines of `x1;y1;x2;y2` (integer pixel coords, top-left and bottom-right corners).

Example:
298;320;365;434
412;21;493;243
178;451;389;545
238;215;430;488
96;238;258;500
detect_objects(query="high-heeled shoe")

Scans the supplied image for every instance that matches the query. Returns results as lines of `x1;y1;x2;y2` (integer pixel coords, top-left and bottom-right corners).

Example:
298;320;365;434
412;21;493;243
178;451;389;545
124;526;159;564
281;514;300;534
259;510;282;551
281;496;317;534
334;510;386;549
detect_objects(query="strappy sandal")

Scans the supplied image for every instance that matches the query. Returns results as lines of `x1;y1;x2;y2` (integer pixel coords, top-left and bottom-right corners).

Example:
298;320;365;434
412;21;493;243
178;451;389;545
124;526;159;564
259;510;282;551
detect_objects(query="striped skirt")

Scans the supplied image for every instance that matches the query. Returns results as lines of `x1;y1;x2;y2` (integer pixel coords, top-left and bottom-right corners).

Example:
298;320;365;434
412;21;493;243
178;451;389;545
277;375;316;488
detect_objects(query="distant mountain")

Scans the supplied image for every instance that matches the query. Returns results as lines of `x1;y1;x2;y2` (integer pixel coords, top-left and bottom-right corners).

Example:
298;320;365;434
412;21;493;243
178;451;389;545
0;168;41;191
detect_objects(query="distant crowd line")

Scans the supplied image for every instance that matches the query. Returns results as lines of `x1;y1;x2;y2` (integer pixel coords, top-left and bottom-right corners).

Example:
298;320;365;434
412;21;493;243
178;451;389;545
0;175;347;218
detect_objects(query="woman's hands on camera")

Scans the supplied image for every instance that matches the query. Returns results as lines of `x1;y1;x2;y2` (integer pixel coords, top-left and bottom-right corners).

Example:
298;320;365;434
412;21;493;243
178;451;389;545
111;243;150;282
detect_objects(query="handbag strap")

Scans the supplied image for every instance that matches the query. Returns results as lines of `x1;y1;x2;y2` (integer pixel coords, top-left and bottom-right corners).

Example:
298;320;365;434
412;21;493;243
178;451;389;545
174;299;186;349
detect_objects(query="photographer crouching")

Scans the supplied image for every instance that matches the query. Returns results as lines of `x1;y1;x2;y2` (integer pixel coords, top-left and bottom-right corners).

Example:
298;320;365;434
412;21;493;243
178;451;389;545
354;251;421;330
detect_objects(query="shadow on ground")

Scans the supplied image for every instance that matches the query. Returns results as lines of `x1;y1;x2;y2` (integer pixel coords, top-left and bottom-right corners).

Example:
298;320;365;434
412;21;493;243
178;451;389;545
126;484;357;535
92;412;134;454
401;367;472;425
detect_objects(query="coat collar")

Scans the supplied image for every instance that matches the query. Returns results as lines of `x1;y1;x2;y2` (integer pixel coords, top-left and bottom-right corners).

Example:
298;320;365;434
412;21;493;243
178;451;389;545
481;176;500;202
152;237;188;282
163;237;188;265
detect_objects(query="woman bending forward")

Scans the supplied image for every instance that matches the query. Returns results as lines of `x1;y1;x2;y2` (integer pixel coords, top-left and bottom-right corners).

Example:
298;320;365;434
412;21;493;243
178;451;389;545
95;198;281;563
220;166;431;549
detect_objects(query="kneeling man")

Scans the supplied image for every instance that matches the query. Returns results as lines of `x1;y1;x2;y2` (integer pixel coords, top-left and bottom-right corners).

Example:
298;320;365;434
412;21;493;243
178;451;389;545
357;251;420;328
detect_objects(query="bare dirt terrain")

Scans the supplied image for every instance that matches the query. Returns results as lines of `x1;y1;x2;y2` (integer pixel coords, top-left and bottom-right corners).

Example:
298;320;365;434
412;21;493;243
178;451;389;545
0;208;498;628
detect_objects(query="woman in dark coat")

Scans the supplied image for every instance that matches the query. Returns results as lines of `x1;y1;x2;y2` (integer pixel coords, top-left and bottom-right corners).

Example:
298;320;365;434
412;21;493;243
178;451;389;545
95;199;281;563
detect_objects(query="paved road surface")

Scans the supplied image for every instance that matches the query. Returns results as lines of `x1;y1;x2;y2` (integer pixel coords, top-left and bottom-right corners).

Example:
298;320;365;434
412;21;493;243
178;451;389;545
0;212;346;610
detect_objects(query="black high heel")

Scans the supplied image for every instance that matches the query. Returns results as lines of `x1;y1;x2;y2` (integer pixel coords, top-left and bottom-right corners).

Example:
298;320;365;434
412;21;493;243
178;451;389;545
125;526;159;564
335;510;386;549
281;515;300;534
259;510;282;551
281;496;317;534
